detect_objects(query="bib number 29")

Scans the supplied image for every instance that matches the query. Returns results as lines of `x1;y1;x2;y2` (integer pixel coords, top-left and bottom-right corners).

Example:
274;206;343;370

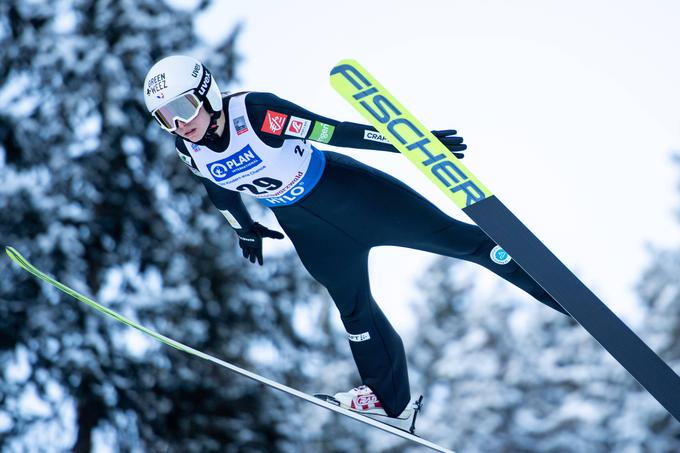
236;177;283;195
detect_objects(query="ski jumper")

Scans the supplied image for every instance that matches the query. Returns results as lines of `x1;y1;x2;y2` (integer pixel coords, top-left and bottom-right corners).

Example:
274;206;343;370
176;92;568;418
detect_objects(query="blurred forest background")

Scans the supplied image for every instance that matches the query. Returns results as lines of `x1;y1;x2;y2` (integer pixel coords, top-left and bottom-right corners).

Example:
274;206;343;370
1;1;679;452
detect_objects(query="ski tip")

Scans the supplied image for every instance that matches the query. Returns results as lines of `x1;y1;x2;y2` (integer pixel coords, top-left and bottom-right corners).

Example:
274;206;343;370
4;245;19;256
329;58;360;76
4;247;27;266
3;246;20;270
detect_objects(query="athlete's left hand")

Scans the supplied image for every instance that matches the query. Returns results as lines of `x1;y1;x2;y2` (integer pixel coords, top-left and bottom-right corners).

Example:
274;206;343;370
431;129;467;159
236;223;285;265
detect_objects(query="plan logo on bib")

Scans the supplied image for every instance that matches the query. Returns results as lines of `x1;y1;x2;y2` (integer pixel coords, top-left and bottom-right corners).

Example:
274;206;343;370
261;110;288;135
285;116;311;138
207;145;263;182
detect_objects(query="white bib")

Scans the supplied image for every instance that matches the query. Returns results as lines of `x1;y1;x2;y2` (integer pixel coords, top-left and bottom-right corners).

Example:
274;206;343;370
186;94;325;207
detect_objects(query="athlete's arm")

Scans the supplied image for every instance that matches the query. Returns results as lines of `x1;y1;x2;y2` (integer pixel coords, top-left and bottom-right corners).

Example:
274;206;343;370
244;91;399;151
175;140;255;230
244;92;467;157
199;177;284;265
200;177;284;265
199;177;255;230
175;139;284;265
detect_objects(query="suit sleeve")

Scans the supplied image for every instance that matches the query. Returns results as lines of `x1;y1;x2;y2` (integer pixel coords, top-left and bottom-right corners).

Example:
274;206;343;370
198;177;255;230
175;139;255;230
244;92;400;152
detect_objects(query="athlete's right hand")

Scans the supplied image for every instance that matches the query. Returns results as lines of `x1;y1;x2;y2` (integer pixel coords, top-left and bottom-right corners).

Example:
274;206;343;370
236;223;285;265
431;129;467;159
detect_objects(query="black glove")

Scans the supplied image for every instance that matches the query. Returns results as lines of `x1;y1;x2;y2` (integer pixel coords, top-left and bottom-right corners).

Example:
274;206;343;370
236;222;284;265
431;129;467;159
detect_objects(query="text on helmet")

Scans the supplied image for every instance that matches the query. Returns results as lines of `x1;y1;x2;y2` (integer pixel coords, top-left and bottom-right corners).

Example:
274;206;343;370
146;73;167;95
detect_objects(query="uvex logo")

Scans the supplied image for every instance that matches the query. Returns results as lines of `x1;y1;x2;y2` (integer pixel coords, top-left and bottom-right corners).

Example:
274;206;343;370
198;71;211;96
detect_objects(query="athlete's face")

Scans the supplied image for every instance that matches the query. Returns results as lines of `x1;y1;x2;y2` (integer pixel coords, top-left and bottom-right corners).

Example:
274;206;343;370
175;106;210;141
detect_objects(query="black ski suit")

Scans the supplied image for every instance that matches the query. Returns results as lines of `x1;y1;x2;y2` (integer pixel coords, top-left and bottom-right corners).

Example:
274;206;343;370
176;92;567;418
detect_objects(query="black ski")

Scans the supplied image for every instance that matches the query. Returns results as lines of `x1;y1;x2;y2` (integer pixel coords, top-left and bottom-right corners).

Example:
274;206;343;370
330;59;680;422
466;196;680;419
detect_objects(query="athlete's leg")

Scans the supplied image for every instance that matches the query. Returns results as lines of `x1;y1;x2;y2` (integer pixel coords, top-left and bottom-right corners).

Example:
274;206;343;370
273;205;412;417
414;222;569;315
313;152;568;316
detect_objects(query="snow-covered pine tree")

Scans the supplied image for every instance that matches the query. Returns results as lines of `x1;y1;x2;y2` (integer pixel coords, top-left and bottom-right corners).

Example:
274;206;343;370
0;1;351;451
624;155;680;451
405;257;640;452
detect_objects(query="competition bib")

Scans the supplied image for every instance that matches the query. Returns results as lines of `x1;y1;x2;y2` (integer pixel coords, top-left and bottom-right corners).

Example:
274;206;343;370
187;94;325;207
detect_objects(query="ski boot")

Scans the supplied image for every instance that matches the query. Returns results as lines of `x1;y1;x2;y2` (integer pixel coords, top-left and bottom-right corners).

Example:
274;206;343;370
315;385;424;434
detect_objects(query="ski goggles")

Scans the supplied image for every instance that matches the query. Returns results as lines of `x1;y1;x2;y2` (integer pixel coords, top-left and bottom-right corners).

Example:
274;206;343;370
151;92;203;132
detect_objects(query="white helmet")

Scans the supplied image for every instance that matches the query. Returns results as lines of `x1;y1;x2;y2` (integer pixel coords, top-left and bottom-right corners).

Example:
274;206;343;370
143;55;222;130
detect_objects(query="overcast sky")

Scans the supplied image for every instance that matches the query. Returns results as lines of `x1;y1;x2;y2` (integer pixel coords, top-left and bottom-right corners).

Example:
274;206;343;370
179;0;680;335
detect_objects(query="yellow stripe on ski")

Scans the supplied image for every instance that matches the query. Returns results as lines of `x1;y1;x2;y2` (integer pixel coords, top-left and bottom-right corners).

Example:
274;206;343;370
330;59;492;208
